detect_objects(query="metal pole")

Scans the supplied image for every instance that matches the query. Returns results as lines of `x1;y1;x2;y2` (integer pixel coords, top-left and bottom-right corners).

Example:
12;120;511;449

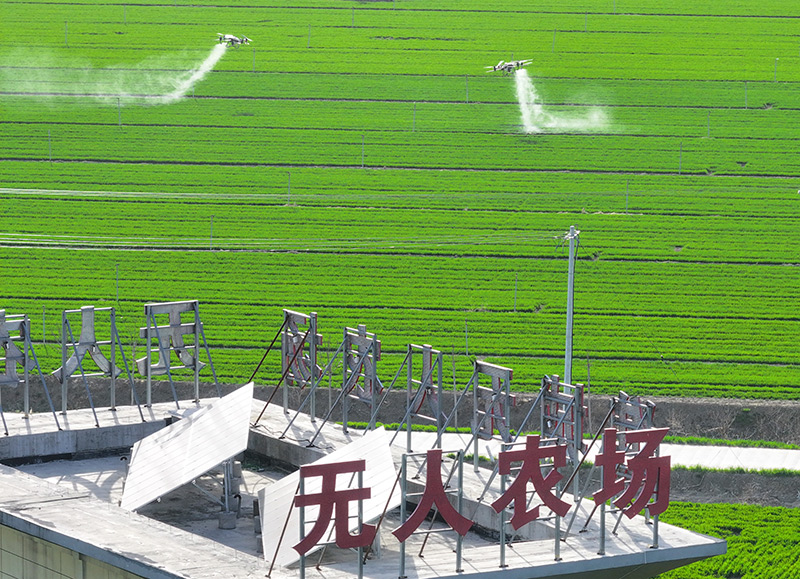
598;500;606;554
61;312;68;414
499;466;507;567
309;312;317;421
564;225;577;383
209;215;214;249
110;308;117;410
399;455;407;578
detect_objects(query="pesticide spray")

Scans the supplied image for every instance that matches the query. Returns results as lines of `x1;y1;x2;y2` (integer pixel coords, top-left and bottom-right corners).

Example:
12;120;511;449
157;43;227;104
0;43;227;105
514;69;607;133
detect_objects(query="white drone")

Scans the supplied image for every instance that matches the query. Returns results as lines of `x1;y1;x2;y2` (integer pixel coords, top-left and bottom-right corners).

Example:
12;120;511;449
217;34;251;48
485;59;533;74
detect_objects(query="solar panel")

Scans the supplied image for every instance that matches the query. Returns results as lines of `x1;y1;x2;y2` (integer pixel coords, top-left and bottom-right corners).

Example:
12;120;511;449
259;427;398;567
120;382;253;511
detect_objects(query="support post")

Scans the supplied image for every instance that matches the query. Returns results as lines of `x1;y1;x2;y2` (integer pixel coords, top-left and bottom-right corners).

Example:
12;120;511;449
309;311;317;421
564;225;578;383
60;312;68;414
193;302;201;402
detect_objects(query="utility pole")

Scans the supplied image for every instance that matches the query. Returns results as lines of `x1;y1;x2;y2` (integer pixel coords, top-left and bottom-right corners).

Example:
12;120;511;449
564;225;579;383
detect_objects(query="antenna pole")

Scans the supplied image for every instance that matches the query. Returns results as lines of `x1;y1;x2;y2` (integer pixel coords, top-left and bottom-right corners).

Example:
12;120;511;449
564;225;579;383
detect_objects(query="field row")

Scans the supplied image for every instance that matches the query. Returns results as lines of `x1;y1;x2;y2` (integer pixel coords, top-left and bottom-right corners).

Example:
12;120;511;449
3;96;799;142
3;245;800;399
0;163;797;219
2;194;800;265
5;123;800;180
4;2;800;81
659;502;800;578
8;0;800;18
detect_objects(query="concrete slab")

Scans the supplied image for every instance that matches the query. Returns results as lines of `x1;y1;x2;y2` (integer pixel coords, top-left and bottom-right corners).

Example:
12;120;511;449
0;398;726;579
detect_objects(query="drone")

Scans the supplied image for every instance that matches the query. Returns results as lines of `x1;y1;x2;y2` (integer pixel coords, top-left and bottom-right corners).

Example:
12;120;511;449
217;34;251;48
485;59;533;74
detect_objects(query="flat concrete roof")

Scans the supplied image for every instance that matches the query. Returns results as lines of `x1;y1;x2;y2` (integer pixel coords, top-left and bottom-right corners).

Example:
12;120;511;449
0;397;726;579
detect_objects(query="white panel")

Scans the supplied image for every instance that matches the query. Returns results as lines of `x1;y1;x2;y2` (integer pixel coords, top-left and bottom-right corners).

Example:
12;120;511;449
121;382;254;511
260;427;398;567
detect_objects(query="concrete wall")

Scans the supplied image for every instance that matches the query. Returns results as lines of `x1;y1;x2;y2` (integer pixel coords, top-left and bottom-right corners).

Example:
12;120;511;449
0;525;143;579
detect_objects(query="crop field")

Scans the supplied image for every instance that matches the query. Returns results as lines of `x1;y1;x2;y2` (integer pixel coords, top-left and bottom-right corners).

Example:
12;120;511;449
659;502;800;578
1;0;800;401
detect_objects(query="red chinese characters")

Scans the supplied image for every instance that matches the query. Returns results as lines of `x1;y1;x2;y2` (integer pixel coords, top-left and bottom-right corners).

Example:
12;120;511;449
293;427;671;553
392;449;473;542
293;459;377;555
593;427;670;518
490;435;571;529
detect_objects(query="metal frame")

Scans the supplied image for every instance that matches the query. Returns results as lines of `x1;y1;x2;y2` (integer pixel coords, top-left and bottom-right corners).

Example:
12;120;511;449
281;309;322;417
341;325;381;432
404;344;444;452
0;310;60;434
137;300;219;407
53;306;143;422
540;374;586;496
472;360;515;471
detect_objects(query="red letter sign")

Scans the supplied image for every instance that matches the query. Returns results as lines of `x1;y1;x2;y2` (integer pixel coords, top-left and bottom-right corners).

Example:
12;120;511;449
491;435;571;529
294;459;376;555
392;449;472;542
594;428;670;519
